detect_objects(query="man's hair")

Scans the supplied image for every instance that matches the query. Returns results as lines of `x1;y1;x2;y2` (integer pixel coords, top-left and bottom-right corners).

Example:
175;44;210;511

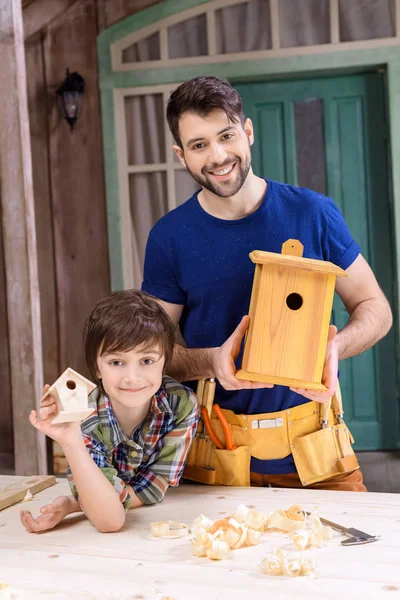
166;76;245;148
84;290;175;385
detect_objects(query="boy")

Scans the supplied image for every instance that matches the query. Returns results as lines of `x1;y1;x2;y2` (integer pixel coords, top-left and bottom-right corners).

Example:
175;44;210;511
20;290;199;533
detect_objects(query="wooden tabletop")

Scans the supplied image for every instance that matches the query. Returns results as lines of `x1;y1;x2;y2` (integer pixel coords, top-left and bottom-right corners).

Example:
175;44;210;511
0;476;399;599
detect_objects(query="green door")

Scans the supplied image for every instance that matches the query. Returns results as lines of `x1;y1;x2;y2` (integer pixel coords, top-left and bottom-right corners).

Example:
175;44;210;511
235;73;398;450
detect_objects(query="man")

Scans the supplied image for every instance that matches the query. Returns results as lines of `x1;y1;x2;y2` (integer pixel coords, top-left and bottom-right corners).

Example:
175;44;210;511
141;76;392;492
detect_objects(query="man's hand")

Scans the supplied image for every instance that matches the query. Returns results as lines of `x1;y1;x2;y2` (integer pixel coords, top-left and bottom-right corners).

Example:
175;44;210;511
290;325;338;403
212;316;274;391
20;495;80;533
29;384;83;446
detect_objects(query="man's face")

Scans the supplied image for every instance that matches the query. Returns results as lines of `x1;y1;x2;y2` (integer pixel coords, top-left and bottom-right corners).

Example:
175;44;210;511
173;109;254;198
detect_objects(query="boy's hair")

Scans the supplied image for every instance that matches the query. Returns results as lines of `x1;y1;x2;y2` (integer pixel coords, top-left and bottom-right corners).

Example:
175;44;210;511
84;290;175;385
166;76;245;148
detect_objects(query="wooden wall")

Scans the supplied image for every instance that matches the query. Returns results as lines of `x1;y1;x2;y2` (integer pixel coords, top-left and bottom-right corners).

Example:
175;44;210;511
0;0;161;473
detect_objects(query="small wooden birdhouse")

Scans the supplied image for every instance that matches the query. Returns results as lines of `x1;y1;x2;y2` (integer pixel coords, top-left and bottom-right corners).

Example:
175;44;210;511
236;239;347;391
43;367;96;424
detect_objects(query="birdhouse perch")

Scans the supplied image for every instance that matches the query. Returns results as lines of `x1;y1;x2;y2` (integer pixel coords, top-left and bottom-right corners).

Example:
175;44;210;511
235;239;347;391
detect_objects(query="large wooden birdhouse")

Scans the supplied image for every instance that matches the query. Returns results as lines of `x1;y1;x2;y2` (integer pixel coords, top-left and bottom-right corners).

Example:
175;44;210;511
236;239;347;391
43;368;97;424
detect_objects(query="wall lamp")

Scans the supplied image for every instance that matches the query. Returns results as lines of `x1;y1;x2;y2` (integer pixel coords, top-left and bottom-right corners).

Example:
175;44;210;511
56;69;85;131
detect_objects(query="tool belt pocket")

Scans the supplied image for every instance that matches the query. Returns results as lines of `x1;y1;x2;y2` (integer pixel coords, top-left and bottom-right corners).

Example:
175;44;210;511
210;445;251;486
291;422;359;486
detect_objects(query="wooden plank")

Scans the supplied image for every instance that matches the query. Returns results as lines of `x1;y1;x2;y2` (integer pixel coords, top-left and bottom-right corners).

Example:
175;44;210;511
270;0;280;50
330;0;340;44
1;480;400;599
0;475;56;511
96;0;162;31
23;0;78;40
0;0;46;475
43;0;110;374
25;32;60;392
249;250;348;276
0;198;13;469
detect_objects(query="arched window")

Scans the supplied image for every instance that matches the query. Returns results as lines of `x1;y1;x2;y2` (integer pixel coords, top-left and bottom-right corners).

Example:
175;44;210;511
98;0;399;289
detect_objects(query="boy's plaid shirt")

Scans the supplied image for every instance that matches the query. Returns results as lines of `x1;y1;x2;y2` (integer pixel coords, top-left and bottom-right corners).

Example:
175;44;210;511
67;375;199;509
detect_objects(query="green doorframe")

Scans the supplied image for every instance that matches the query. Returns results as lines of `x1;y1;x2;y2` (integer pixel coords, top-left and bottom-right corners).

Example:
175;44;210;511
97;0;400;416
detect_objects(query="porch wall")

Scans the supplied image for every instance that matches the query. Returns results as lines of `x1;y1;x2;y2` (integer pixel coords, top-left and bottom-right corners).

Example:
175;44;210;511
0;0;161;473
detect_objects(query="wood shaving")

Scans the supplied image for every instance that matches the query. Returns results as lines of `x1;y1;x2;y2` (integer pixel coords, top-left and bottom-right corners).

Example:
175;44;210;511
260;550;317;578
191;532;230;559
190;514;213;534
150;520;188;539
290;529;310;550
245;528;262;546
260;549;285;576
21;489;33;502
268;509;305;532
285;505;306;522
190;505;264;558
206;539;230;560
153;503;334;568
233;504;266;531
0;583;11;600
289;516;333;550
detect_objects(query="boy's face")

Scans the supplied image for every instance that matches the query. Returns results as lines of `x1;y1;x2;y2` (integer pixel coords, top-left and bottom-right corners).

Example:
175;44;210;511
173;108;254;198
96;344;165;410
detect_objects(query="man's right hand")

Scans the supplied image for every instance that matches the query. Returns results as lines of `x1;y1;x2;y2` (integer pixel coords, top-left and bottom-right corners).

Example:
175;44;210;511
212;315;274;391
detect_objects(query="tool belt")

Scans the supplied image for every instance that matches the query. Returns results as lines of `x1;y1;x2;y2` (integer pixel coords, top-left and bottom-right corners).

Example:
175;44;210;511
183;379;359;487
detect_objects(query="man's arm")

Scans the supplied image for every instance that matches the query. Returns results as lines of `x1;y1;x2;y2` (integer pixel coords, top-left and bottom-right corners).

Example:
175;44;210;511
291;254;393;402
158;300;272;390
334;254;392;358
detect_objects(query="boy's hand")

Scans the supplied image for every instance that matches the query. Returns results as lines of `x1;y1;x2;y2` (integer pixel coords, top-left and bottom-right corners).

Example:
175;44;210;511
29;384;82;445
20;496;77;533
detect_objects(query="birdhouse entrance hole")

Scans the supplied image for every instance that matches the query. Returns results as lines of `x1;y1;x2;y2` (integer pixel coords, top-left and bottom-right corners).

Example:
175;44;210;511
286;293;303;311
66;380;77;390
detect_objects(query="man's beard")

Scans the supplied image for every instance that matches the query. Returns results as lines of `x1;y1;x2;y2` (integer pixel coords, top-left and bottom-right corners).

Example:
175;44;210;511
185;151;251;198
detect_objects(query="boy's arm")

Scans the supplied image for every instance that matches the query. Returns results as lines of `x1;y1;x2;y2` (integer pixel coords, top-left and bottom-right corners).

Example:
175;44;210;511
125;485;144;509
129;385;199;505
63;436;130;532
27;387;138;533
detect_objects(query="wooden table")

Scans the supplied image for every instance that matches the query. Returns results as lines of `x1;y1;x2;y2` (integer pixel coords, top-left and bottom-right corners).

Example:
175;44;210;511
0;476;399;599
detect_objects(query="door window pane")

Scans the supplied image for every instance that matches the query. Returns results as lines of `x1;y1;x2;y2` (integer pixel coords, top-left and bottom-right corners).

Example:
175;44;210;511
129;172;168;280
175;170;201;206
339;0;395;41
294;98;327;195
215;0;271;53
122;33;160;63
168;14;208;58
279;0;330;48
125;94;165;165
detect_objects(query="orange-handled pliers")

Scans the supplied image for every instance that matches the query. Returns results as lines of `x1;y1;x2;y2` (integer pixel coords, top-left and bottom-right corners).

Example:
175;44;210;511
201;404;237;451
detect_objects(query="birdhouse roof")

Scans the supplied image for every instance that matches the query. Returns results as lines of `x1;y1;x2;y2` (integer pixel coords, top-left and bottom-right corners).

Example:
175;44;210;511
249;250;348;277
42;367;97;400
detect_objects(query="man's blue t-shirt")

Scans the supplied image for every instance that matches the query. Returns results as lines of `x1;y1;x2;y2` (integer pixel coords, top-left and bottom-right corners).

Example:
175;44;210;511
142;179;361;474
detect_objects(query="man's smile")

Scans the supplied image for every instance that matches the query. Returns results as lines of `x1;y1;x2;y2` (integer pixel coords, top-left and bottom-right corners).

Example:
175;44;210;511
207;162;237;179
